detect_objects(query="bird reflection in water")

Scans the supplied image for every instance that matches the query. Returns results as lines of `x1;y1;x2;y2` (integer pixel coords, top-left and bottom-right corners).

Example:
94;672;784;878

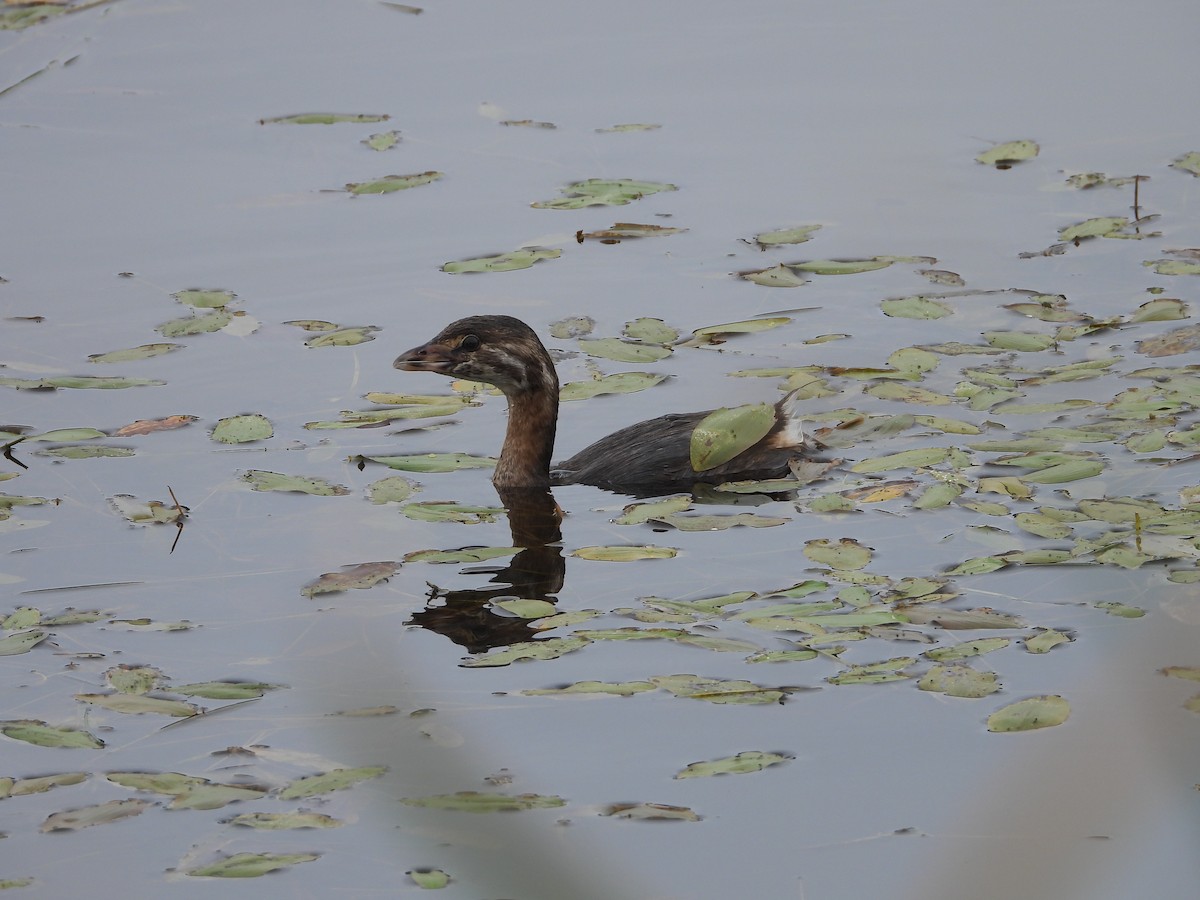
407;486;565;653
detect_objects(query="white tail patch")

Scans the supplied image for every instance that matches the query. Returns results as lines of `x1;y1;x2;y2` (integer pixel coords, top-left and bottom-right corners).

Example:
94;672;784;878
770;389;806;448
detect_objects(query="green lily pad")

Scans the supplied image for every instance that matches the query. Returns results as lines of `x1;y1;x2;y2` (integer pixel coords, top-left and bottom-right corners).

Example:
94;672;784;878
242;470;349;495
1145;259;1200;276
917;664;1000;698
880;295;954;319
654;512;789;531
345;171;442;194
1170;151;1200;176
400;791;565;812
229;812;344;830
987;695;1070;732
754;225;821;247
1130;297;1189;322
75;693;199;717
649;673;785;704
571;545;678;561
1059;217;1129;241
827;657;915;685
983;331;1057;352
173;289;236;308
675;750;792;779
409;869;451;889
577;337;673;363
850;447;950;473
212;414;273;444
108;494;185;525
41;799;150;833
690;317;793;342
924;638;1011;661
493;598;558;619
578;222;686;240
795;258;893;275
27;427;106;442
462;636;590;667
522;680;656;697
361;453;495;472
442;248;561;273
88;343;183;364
363;130;401;150
1018;459;1104;484
187;853;320;878
261;112;389;125
1095;600;1145;618
975;139;1039;166
604;802;701;821
367;475;419;504
171;681;284;699
803;538;872;570
531;178;676;209
740;263;809;287
304;325;380;347
0;720;103;749
690;402;775;472
403;546;518;564
0;630;48;656
402;501;505;524
279;766;388;799
622;317;679;343
1024;628;1072;653
614;495;692;525
156;310;232;336
301;561;399;598
3;772;88;797
560;371;668;401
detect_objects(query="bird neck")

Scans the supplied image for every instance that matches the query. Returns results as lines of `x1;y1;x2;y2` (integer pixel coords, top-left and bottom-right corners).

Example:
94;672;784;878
494;382;558;489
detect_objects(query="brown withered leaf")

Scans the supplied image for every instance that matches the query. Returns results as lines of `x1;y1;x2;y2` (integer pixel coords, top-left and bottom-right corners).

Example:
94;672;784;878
114;415;199;436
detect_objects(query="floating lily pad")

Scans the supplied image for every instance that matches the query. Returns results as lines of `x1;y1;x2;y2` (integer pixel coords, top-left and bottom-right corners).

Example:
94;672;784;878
654;512;789;531
649;673;784;704
0;630;47;656
0;720;103;749
917;664;1000;698
878;296;950;321
532;178;676;209
27;427;106;442
493;598;558;619
41;799;149;833
1025;629;1072;653
262;113;389;125
1169;151;1200;177
827;657;915;685
367;475;419;504
976;139;1039;167
675;751;791;779
984;331;1057;352
229;812;344;830
1058;217;1129;241
986;695;1070;732
242;470;349;495
408;869;451;889
301;561;399;598
690;403;775;472
75;693;199;717
212;414;273;444
402;501;505;524
345;171;442;194
1145;258;1200;276
305;325;380;347
363;130;401;150
462;636;590;667
850;447;949;473
156;310;232;336
361;453;495;472
560;371;667;401
596;123;662;132
754;224;821;247
803;538;872;570
279;766;387;799
108;494;185;525
924;638;1011;661
794;258;893;275
578;222;686;241
577;337;672;363
572;545;678;561
740;263;809;287
173;289;236;309
614;495;692;525
522;680;656;697
172;681;283;699
442;248;561;273
37;445;135;459
604;802;701;821
88;343;182;364
2;772;88;797
0;374;165;390
690;317;792;343
187;852;320;878
403;546;517;564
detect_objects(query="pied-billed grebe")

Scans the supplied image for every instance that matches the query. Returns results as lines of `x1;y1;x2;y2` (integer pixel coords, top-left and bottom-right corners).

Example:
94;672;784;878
394;315;807;494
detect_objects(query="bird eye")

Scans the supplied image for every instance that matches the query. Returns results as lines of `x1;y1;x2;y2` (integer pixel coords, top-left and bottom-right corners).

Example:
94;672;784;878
460;334;481;351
